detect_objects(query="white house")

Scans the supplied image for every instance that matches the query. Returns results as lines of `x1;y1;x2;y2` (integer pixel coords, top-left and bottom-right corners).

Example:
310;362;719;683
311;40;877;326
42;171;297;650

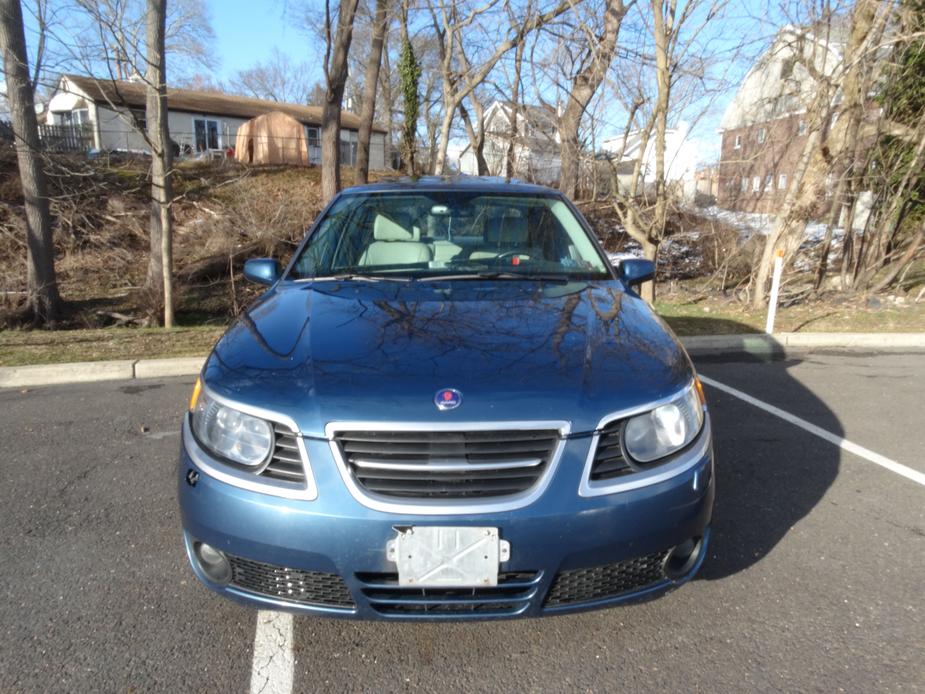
459;101;561;185
600;121;699;198
44;74;388;167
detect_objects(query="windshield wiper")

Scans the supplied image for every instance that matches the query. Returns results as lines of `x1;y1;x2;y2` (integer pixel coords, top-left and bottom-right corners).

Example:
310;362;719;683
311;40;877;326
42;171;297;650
418;271;571;283
312;272;414;283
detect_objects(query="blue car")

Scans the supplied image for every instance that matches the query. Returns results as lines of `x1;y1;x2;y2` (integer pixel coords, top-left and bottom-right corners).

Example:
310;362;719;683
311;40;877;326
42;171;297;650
178;177;714;620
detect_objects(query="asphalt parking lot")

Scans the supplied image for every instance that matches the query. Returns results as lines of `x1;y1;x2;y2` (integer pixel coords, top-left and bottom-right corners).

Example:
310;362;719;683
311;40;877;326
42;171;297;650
1;351;923;693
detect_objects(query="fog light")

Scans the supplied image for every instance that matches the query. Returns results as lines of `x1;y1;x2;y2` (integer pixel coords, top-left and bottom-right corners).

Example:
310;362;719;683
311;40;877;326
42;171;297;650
194;541;232;585
664;537;702;580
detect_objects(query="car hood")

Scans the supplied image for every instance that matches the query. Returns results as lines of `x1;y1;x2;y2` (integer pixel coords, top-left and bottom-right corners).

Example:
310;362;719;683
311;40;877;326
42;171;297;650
202;280;692;436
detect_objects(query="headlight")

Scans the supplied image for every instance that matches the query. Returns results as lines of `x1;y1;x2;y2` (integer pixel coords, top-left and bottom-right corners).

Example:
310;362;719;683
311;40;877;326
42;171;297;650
623;382;704;463
190;385;274;467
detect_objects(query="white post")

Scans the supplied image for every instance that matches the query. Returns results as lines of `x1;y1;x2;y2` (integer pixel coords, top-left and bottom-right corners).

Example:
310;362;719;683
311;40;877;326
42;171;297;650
765;249;784;334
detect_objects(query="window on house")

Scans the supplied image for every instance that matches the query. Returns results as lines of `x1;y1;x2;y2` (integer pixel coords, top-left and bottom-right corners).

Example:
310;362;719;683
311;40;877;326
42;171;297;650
764;175;773;192
305;127;321;164
58;109;90;127
752;176;760;192
130;109;146;131
733;134;742;149
780;57;795;80
797;120;807;136
339;130;358;166
194;118;220;151
740;178;748;193
778;173;787;190
757;127;766;144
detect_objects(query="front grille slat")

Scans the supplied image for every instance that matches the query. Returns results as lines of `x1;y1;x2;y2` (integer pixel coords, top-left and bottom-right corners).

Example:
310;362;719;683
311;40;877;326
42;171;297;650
357;571;541;617
260;424;308;484
228;555;354;608
351;457;543;471
343;441;553;456
335;428;559;501
589;420;635;480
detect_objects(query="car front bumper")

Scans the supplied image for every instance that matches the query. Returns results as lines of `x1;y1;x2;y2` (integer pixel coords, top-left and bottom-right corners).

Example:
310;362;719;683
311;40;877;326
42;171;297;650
177;417;714;620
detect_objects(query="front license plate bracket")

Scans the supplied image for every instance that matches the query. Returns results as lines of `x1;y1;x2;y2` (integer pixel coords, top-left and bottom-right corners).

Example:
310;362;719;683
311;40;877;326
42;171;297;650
386;526;511;587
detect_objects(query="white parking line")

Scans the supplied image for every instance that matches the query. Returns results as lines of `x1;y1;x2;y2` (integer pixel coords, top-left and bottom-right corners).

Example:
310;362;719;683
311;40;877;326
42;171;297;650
699;375;925;488
250;610;294;694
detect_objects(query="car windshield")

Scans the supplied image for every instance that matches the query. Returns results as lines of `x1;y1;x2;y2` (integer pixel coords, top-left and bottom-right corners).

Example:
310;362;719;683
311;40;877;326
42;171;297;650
287;191;612;281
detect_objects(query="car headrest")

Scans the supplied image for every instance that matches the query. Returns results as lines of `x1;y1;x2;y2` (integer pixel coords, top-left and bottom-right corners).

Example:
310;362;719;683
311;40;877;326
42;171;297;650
485;213;528;245
374;214;414;242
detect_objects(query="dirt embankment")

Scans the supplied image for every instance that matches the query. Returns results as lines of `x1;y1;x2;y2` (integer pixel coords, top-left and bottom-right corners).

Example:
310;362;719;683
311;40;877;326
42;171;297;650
0;152;328;327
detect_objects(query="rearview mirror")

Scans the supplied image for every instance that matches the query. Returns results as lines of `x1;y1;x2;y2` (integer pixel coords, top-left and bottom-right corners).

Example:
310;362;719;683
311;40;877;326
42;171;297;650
618;259;655;287
243;258;280;286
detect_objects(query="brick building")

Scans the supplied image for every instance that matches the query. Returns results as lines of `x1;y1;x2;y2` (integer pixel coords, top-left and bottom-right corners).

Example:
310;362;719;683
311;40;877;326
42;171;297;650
717;26;844;213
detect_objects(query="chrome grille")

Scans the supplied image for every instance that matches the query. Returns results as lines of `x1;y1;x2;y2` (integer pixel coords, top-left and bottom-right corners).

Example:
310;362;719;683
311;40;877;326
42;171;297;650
333;429;560;499
261;423;306;483
590;420;633;480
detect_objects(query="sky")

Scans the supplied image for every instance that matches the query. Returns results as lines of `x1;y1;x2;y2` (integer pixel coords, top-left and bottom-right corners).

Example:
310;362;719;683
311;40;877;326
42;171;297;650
206;0;313;80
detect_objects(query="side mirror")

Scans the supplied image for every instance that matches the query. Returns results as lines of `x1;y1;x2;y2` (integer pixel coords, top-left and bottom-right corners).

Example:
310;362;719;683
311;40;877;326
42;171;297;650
618;258;655;287
243;258;280;286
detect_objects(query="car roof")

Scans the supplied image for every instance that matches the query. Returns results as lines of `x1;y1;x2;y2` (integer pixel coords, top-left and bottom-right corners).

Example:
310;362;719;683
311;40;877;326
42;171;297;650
340;175;561;196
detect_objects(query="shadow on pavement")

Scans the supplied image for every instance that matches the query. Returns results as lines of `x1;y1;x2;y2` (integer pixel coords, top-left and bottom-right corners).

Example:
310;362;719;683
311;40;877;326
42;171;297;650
688;317;841;581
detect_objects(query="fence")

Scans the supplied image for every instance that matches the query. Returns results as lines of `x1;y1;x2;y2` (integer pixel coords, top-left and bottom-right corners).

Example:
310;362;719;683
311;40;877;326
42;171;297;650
38;123;94;153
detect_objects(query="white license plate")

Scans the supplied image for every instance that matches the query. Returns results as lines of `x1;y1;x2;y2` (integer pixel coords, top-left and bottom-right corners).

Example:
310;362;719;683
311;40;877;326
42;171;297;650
386;526;511;587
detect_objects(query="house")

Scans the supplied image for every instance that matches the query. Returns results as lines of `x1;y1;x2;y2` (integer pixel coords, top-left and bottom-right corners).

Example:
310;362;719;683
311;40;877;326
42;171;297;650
458;101;561;185
716;25;846;213
44;74;388;168
600;121;699;199
694;164;719;200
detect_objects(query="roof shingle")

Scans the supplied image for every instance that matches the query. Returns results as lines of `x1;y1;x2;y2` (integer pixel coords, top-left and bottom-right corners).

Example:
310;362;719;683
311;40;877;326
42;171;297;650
61;75;385;133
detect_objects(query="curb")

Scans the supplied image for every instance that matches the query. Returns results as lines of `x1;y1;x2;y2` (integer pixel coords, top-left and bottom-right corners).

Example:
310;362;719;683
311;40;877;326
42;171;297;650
681;332;925;355
0;356;206;389
1;333;923;389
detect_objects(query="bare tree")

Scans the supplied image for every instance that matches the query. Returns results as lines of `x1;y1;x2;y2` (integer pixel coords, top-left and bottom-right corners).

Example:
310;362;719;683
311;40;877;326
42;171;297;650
236;48;315;103
603;0;726;302
355;0;390;184
504;34;527;179
397;0;421;175
68;0;215;82
144;0;174;327
751;0;894;306
322;0;361;202
378;28;396;168
557;0;628;198
428;0;573;175
0;0;61;324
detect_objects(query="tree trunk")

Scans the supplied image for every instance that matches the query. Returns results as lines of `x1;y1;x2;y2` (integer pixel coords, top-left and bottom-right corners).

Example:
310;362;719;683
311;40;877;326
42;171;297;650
650;0;672;247
813;177;850;291
322;0;360;203
640;239;658;303
752;126;823;308
0;0;61;325
379;42;395;169
458;100;488;175
143;0;174;327
397;1;420;176
505;41;525;180
355;0;389;185
433;107;454;176
869;220;924;293
557;0;626;199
